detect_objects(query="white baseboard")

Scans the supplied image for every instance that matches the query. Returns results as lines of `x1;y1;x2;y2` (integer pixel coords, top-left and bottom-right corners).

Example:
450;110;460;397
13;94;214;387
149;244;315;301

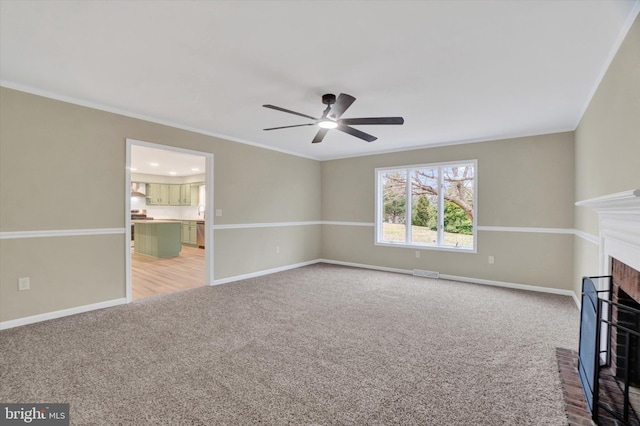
317;259;414;275
212;260;321;286
0;258;582;330
439;273;577;298
318;258;579;307
572;293;581;310
0;298;127;330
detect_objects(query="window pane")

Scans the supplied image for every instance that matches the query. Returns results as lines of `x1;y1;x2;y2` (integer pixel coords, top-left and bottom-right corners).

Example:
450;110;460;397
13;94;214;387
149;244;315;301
441;166;474;248
381;170;406;242
411;169;438;245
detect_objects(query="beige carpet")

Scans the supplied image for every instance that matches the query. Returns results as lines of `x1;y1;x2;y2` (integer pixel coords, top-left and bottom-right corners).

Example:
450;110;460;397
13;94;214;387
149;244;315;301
0;263;579;425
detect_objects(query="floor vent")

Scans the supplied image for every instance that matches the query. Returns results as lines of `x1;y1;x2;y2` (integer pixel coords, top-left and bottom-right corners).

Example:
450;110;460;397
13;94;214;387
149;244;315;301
413;269;439;279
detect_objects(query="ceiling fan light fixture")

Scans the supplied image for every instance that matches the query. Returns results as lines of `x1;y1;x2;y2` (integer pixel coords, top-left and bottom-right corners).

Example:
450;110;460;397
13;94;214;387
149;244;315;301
263;93;403;144
318;120;338;129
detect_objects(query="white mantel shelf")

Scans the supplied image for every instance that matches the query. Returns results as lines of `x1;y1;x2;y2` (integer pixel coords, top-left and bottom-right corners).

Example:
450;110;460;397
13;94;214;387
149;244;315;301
576;189;640;276
575;189;640;214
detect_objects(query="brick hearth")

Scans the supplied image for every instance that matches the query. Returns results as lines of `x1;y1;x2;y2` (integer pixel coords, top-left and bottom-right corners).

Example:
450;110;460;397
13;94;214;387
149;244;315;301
558;347;640;425
557;347;596;425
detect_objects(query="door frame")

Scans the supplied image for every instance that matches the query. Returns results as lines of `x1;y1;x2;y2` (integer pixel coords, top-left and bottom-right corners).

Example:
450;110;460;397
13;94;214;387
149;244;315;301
125;138;214;302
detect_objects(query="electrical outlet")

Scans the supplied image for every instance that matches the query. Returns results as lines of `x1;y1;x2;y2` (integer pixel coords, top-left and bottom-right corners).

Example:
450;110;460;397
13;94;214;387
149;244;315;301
215;209;222;217
415;251;420;258
18;277;30;291
488;256;495;264
276;245;280;254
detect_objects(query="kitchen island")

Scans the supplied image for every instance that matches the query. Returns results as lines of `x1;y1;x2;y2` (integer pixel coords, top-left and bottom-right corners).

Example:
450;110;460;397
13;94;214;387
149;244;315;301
133;220;181;258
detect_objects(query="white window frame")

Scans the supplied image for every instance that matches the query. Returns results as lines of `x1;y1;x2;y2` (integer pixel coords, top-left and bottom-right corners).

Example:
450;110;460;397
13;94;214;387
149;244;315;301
375;159;477;253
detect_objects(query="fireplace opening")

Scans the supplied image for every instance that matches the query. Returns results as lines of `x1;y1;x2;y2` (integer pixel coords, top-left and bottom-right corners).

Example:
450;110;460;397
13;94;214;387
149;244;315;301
612;257;640;388
615;288;640;387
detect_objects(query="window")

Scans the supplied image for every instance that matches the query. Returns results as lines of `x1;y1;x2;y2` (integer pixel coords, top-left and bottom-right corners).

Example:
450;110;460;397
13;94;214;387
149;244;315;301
375;160;477;252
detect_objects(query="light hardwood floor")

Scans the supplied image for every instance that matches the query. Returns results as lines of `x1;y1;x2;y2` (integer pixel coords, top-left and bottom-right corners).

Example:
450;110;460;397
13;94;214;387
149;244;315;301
131;245;205;300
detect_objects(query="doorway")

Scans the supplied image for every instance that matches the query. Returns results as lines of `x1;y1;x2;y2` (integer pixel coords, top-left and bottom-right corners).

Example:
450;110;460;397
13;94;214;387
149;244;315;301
125;139;214;302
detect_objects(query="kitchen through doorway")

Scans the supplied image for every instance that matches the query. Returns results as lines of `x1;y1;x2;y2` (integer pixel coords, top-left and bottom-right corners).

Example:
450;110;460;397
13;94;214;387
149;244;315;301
125;139;214;302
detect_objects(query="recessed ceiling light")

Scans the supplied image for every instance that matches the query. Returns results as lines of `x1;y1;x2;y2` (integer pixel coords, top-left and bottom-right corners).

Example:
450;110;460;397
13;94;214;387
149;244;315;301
191;168;200;171
149;162;159;167
169;171;177;175
130;167;137;171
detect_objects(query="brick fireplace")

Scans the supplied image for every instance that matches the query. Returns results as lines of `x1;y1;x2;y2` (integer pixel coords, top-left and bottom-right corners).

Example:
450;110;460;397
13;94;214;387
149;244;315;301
575;189;640;424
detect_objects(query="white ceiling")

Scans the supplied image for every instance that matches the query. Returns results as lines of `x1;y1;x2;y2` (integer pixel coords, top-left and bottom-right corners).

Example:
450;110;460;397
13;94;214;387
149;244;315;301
131;145;205;177
1;1;638;161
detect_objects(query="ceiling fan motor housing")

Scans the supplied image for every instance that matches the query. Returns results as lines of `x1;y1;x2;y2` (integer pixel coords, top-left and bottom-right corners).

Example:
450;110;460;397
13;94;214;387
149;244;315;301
322;93;336;105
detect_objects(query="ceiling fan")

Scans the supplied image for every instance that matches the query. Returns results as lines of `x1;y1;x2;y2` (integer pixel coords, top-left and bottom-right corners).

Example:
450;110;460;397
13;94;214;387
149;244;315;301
263;93;404;143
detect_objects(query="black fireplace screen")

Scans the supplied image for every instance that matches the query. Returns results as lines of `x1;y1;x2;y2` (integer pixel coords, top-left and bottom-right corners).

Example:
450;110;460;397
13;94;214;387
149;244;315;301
578;276;600;413
578;276;640;425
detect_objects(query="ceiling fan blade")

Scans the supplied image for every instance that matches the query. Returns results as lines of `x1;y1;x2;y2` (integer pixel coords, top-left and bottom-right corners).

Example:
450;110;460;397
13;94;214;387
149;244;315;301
337;124;377;142
263;104;318;121
327;93;356;120
264;123;315;131
340;117;404;125
311;128;329;144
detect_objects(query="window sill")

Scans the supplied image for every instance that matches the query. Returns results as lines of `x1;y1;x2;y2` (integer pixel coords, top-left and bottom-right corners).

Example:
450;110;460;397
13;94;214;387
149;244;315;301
375;241;477;254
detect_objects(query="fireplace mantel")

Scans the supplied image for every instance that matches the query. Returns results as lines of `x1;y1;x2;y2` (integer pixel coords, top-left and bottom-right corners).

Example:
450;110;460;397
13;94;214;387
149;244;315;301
576;189;640;275
576;189;640;214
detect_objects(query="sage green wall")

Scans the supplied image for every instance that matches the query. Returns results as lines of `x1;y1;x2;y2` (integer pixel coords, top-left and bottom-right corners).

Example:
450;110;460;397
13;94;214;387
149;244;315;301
573;14;640;297
321;132;576;290
0;87;322;322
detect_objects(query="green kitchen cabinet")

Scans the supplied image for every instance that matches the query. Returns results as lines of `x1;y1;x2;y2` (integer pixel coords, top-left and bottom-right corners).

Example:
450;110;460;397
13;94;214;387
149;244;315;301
169;184;181;206
190;184;200;206
189;222;197;244
134;221;181;258
180;184;200;206
179;184;191;205
145;183;158;204
181;220;198;246
145;182;202;206
181;221;190;244
146;183;170;205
